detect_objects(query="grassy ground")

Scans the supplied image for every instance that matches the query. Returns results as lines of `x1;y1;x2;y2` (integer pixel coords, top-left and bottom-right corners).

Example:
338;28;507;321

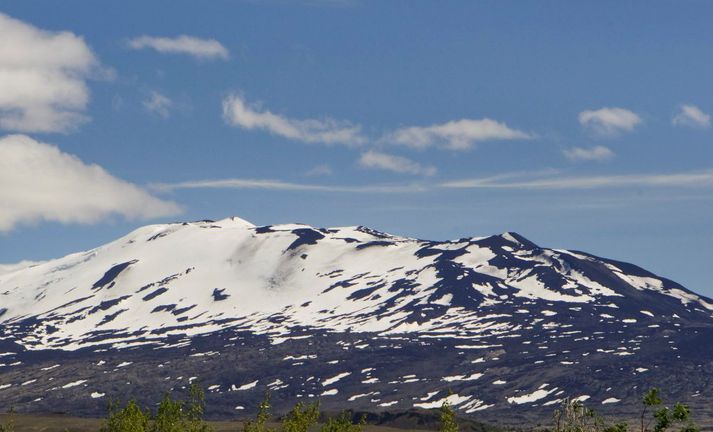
0;413;437;432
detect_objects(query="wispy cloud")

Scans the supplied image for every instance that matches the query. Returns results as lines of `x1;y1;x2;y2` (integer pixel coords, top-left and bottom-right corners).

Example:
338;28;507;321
672;104;710;129
0;12;105;133
358;150;436;176
128;35;229;60
305;164;333;177
152;178;426;194
381;118;532;150
222;94;366;145
442;170;713;190
563;146;614;162
579;107;641;137
143;91;174;118
0;135;180;232
153;167;713;198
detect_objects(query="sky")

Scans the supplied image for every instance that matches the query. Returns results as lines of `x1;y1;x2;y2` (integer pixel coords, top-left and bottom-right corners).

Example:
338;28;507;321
0;1;712;296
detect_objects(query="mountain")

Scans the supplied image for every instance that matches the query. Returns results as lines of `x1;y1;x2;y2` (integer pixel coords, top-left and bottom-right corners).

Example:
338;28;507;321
1;217;712;426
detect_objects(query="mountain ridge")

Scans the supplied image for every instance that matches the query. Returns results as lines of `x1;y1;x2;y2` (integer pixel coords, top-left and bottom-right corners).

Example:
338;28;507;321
1;216;712;424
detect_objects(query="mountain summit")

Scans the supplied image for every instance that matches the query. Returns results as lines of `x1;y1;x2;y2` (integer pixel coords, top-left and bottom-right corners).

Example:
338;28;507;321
1;217;712;424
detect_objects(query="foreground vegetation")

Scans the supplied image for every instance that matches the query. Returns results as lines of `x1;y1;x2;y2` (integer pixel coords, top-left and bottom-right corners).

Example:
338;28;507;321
0;387;699;432
550;389;698;432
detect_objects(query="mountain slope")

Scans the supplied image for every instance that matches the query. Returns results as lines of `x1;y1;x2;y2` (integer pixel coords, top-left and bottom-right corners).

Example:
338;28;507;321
1;217;712;424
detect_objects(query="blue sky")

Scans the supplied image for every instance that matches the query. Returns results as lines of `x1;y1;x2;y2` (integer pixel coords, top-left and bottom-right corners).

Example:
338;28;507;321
1;1;712;295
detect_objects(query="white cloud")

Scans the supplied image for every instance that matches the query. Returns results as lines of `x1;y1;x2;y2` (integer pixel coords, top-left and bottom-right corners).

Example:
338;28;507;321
578;107;641;136
358;150;436;176
381;118;532;150
222;94;366;145
563;146;614;162
0;13;102;133
127;35;229;60
672;104;711;129
143;91;174;118
0;135;181;232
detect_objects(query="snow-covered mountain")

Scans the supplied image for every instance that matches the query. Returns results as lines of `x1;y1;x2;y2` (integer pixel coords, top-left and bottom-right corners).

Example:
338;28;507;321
1;217;712;424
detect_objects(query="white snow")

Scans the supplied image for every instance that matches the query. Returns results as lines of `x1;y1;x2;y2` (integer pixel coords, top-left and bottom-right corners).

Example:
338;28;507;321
62;380;87;389
235;380;259;390
507;385;557;404
442;373;483;382
40;364;60;371
414;394;471;409
322;372;351;386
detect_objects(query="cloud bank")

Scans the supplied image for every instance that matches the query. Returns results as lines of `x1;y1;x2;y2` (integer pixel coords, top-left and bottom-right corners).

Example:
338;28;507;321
0;135;181;232
128;35;229;60
223;94;366;145
0;13;102;133
578;107;641;136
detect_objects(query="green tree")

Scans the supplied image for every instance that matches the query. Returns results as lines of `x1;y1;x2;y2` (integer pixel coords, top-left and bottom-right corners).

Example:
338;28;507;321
185;383;211;432
101;400;151;432
553;399;603;432
641;388;663;432
439;399;459;432
101;384;211;432
280;402;320;432
149;383;211;432
151;393;185;432
652;402;697;432
243;392;274;432
638;389;699;432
